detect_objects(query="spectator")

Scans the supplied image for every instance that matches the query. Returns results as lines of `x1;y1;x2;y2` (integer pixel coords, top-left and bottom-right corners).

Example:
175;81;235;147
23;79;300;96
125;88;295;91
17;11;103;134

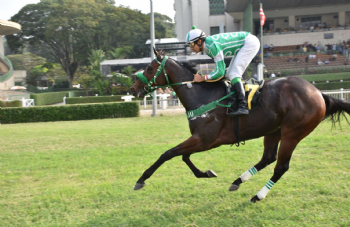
302;46;307;52
269;44;274;51
293;58;300;62
287;58;292;62
305;56;309;63
332;44;337;54
276;72;281;77
270;72;276;78
265;52;273;57
253;73;258;79
310;25;314;31
324;45;328;52
264;44;269;49
338;44;343;54
317;59;324;65
316;45;321;53
157;87;164;94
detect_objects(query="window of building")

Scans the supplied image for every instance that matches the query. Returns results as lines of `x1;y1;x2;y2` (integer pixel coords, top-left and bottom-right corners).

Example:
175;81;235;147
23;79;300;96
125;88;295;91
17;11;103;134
209;0;225;15
210;26;225;35
300;16;321;29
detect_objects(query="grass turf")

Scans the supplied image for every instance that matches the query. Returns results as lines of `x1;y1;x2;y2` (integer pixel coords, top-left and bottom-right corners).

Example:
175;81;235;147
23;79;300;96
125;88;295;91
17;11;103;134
1;115;349;226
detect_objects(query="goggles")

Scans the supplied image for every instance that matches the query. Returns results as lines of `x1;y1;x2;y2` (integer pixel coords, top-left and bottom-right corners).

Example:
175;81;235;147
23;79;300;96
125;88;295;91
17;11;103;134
188;42;195;48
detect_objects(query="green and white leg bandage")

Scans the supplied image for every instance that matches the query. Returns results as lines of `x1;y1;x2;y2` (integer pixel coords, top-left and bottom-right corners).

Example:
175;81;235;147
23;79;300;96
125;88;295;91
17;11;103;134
257;180;275;200
240;166;258;182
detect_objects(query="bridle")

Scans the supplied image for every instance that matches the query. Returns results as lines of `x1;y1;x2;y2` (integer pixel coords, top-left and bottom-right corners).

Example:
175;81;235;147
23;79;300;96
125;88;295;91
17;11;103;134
136;55;223;96
136;56;187;96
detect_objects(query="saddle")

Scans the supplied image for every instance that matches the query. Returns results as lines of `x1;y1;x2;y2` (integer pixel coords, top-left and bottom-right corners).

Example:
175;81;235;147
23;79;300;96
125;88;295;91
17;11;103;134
224;78;264;147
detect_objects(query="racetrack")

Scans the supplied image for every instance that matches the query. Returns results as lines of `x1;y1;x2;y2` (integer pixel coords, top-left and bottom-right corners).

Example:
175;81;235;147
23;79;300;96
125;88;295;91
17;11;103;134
1;115;349;226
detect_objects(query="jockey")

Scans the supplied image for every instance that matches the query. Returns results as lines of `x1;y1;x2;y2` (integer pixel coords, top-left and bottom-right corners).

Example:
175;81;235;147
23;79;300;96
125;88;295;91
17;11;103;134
186;26;260;117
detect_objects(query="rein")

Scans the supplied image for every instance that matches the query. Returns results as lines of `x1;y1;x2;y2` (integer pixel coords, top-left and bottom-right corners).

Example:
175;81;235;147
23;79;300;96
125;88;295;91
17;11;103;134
136;56;223;97
137;55;234;119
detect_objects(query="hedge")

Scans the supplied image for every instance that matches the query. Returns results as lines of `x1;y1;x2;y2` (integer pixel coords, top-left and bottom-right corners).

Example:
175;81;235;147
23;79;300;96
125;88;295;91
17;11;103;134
313;81;350;90
66;95;123;104
65;95;151;104
29;91;89;106
30;92;68;106
0;102;139;124
0;100;22;108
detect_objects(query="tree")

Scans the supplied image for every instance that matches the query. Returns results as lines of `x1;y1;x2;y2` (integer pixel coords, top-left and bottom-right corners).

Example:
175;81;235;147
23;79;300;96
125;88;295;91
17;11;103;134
6;0;172;88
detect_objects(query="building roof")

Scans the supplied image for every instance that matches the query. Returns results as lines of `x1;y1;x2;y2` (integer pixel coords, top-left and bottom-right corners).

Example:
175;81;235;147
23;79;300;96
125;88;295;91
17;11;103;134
145;38;181;45
0;19;21;35
101;54;212;66
226;0;350;13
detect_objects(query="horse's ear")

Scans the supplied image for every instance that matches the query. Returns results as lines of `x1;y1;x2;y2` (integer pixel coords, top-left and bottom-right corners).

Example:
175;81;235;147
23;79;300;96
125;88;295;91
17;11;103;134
153;47;159;58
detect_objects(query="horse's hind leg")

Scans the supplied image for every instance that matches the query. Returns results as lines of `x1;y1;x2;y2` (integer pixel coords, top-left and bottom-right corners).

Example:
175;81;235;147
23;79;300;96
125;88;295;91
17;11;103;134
182;154;217;178
250;138;298;202
229;129;281;191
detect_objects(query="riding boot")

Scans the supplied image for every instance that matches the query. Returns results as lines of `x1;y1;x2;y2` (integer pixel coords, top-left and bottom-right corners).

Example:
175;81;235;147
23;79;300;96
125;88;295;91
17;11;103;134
227;81;249;117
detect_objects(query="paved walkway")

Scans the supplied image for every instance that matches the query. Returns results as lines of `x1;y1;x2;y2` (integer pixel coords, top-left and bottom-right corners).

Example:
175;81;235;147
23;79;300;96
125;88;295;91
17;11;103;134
140;107;185;116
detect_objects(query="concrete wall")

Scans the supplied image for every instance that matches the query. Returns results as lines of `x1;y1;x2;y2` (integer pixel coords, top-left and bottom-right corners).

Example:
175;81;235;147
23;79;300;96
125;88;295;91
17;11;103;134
13;70;26;84
174;0;236;41
0;36;4;56
0;74;14;90
262;29;350;47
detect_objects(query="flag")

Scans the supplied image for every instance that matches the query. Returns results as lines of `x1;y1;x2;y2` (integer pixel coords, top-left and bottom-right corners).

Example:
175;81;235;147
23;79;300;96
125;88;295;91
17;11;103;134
260;6;266;26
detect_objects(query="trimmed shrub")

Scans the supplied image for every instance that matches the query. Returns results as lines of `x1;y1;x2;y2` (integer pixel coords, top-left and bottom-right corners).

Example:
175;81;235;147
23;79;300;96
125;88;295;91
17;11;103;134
0;100;22;108
313;81;350;90
65;95;151;104
66;95;123;104
0;102;139;124
30;92;68;106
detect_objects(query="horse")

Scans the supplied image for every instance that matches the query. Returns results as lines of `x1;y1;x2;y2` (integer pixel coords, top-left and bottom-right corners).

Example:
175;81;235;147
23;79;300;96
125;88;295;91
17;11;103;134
130;48;350;202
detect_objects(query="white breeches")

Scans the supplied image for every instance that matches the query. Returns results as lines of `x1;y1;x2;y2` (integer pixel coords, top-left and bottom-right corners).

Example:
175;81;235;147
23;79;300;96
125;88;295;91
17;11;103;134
226;34;260;81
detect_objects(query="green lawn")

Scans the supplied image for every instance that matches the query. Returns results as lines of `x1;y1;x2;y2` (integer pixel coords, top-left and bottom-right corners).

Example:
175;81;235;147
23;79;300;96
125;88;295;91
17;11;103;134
1;116;350;226
265;72;350;82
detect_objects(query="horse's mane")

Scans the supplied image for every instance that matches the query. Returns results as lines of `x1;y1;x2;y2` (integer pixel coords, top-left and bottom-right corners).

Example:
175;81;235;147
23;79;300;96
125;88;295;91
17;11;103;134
172;59;197;75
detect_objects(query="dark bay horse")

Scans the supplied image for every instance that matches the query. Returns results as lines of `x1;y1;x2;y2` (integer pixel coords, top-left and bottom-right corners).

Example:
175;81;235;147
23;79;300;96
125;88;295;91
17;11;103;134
130;49;350;202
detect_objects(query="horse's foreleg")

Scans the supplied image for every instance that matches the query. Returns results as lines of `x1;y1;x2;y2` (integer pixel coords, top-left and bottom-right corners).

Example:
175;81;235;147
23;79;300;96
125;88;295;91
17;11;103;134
182;154;217;178
134;135;203;190
229;129;281;191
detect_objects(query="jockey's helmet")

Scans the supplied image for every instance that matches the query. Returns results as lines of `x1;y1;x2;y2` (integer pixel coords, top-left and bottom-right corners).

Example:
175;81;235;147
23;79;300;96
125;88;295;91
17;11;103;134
185;25;206;45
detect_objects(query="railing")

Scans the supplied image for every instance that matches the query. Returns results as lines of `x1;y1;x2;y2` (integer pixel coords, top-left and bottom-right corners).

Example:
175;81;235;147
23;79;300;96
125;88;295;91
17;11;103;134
322;88;350;101
138;98;183;110
0;54;13;82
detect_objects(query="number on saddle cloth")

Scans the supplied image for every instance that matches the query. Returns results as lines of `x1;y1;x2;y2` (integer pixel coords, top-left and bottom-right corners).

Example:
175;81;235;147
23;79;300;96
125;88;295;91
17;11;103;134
228;78;264;113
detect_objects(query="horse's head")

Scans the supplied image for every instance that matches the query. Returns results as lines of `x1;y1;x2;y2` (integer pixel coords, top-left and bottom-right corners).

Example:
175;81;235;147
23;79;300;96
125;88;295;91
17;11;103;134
131;48;170;98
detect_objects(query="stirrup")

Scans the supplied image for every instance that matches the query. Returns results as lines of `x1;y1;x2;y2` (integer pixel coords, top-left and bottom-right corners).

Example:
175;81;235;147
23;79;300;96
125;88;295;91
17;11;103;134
227;108;249;117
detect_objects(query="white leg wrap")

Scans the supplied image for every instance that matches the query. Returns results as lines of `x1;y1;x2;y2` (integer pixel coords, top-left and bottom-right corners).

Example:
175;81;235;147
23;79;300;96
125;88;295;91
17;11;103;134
240;167;257;182
257;180;275;200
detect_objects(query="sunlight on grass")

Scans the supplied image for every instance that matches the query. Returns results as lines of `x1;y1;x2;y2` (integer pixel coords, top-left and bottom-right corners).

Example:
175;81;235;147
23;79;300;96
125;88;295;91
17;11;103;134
0;116;350;226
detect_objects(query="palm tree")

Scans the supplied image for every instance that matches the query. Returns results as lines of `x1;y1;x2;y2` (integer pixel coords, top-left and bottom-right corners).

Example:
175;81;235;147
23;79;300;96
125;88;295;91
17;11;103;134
88;49;106;72
108;46;132;59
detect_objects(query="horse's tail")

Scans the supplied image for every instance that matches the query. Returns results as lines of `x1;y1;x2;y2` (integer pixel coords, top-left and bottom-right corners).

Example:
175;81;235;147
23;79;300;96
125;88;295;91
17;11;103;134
322;93;350;126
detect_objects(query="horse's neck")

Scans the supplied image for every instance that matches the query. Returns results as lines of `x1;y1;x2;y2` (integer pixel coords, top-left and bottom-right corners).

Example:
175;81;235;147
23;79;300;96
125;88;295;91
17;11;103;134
167;64;226;111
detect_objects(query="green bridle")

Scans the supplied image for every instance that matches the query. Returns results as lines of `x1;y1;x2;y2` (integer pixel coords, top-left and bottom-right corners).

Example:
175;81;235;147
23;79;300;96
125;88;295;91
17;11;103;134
136;56;183;96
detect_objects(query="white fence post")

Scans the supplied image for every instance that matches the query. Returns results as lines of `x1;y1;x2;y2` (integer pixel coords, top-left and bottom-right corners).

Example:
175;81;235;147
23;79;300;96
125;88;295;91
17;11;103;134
22;97;25;107
340;88;344;100
63;96;66;105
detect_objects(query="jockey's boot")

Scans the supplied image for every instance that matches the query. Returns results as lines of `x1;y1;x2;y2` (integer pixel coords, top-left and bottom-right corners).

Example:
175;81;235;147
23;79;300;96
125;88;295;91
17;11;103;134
227;80;249;117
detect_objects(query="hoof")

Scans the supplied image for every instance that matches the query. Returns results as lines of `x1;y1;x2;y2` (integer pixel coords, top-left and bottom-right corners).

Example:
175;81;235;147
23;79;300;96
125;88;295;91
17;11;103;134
134;183;145;190
206;170;217;178
250;195;261;203
228;184;240;191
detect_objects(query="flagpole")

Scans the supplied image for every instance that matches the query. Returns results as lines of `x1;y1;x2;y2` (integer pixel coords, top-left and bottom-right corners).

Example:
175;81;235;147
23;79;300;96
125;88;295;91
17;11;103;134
260;3;264;76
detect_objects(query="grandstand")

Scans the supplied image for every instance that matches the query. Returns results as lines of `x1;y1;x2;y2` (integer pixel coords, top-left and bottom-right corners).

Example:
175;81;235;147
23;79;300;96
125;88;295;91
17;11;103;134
263;51;350;72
